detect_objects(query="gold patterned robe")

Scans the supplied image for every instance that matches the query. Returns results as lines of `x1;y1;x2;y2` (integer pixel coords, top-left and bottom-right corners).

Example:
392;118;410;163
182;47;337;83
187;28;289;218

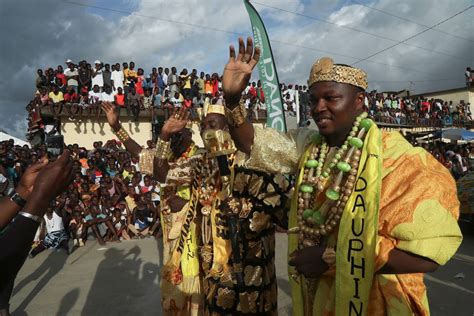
199;153;289;316
242;126;463;315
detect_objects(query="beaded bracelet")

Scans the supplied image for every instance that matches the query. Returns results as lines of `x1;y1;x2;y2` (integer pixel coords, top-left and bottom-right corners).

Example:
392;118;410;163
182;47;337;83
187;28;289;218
154;137;171;160
115;127;130;142
225;97;247;127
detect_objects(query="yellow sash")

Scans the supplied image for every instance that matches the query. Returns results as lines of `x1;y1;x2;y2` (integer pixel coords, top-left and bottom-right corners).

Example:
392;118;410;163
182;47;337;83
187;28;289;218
335;125;382;316
288;125;382;315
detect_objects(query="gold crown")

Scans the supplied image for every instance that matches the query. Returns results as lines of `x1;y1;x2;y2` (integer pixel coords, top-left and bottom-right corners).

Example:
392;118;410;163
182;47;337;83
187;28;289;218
203;98;225;117
308;57;368;90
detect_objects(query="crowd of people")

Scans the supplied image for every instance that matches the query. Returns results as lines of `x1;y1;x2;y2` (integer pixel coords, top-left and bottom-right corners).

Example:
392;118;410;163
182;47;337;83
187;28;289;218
32;60;225;123
366;90;472;127
0;138;162;256
28;60;473;143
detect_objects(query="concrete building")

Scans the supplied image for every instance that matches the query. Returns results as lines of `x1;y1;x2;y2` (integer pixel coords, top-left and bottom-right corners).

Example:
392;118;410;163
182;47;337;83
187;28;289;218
49;108;268;149
412;86;474;114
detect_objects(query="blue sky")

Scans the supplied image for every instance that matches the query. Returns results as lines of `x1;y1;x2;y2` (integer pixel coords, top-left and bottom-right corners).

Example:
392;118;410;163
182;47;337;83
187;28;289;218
0;0;473;139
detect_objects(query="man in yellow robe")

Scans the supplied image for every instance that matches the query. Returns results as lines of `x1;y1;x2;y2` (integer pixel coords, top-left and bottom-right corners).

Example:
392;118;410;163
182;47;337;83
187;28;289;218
220;37;463;315
102;103;203;315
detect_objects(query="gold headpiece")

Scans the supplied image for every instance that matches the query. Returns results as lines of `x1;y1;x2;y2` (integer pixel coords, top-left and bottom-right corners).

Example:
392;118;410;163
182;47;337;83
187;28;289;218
308;57;368;90
203;98;225;117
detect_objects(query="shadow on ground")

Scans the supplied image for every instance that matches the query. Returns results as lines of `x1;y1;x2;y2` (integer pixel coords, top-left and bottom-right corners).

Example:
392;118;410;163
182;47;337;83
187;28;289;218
81;246;160;315
12;251;68;314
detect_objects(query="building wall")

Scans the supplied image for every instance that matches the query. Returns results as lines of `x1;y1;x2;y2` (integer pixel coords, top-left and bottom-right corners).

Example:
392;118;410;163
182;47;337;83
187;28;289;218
61;117;152;148
61;116;268;149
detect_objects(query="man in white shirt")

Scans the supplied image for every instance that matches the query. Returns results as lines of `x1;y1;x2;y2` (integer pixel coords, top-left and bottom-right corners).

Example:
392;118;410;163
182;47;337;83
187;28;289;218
89;85;102;104
167;67;179;95
64;60;79;93
111;63;124;92
162;68;169;91
170;91;182;108
465;67;472;87
29;207;70;257
101;86;115;102
91;60;104;91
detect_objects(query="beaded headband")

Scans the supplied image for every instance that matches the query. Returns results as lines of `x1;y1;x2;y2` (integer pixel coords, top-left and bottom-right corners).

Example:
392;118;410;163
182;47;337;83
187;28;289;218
308;57;368;90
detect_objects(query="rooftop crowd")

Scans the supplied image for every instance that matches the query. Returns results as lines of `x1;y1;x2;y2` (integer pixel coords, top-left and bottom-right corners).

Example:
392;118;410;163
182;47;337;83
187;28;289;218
27;59;473;144
366;91;472;127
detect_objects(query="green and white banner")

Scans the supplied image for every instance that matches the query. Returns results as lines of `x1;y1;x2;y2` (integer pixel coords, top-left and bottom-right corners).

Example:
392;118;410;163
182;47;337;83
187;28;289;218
244;0;287;132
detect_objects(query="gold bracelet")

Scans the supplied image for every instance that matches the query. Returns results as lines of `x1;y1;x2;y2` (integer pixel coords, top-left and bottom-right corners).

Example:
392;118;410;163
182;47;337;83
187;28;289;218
225;97;247;127
154;137;171;160
115;127;130;142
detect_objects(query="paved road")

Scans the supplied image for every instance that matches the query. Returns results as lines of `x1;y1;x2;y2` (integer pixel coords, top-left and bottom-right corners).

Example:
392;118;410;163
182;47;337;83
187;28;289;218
9;225;474;316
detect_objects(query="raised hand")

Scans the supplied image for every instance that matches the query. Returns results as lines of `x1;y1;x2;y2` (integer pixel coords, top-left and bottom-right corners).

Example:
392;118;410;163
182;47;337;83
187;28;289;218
222;37;260;105
102;102;120;131
24;150;75;214
161;107;190;141
16;156;49;199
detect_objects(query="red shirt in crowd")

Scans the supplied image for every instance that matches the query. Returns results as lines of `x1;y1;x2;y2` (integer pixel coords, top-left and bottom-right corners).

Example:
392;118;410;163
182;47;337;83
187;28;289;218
115;94;125;107
135;76;144;95
249;86;257;98
184;99;192;108
212;79;219;97
64;92;78;102
421;101;431;112
56;73;67;86
257;87;265;102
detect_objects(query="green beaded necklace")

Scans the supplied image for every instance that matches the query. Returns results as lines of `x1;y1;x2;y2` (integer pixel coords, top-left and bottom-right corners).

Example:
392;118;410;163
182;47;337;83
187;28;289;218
292;112;374;248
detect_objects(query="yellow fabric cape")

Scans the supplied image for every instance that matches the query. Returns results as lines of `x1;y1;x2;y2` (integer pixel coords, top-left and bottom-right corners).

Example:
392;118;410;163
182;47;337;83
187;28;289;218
288;125;382;316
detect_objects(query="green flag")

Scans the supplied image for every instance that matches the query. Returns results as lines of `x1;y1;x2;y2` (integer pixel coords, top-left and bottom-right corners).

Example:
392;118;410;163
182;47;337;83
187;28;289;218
243;0;287;132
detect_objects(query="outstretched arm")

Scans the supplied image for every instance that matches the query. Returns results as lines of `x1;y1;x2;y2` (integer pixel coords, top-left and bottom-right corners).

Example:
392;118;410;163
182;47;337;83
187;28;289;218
289;246;439;279
377;248;438;274
222;37;260;154
0;158;49;229
102;102;143;157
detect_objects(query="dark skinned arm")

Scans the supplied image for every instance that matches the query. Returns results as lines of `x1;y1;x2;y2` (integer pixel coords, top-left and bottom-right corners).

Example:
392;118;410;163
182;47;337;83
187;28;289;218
290;245;438;279
101;102;143;157
0;151;73;299
0;158;49;229
102;102;188;183
153;157;169;183
222;37;261;155
377;248;438;274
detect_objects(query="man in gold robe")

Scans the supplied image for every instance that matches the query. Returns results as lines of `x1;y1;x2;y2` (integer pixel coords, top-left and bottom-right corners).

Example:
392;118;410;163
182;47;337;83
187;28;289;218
196;102;289;315
220;37;463;315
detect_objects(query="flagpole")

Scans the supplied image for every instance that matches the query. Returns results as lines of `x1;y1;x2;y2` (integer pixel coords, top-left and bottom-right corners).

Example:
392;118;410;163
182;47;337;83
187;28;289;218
243;0;287;133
